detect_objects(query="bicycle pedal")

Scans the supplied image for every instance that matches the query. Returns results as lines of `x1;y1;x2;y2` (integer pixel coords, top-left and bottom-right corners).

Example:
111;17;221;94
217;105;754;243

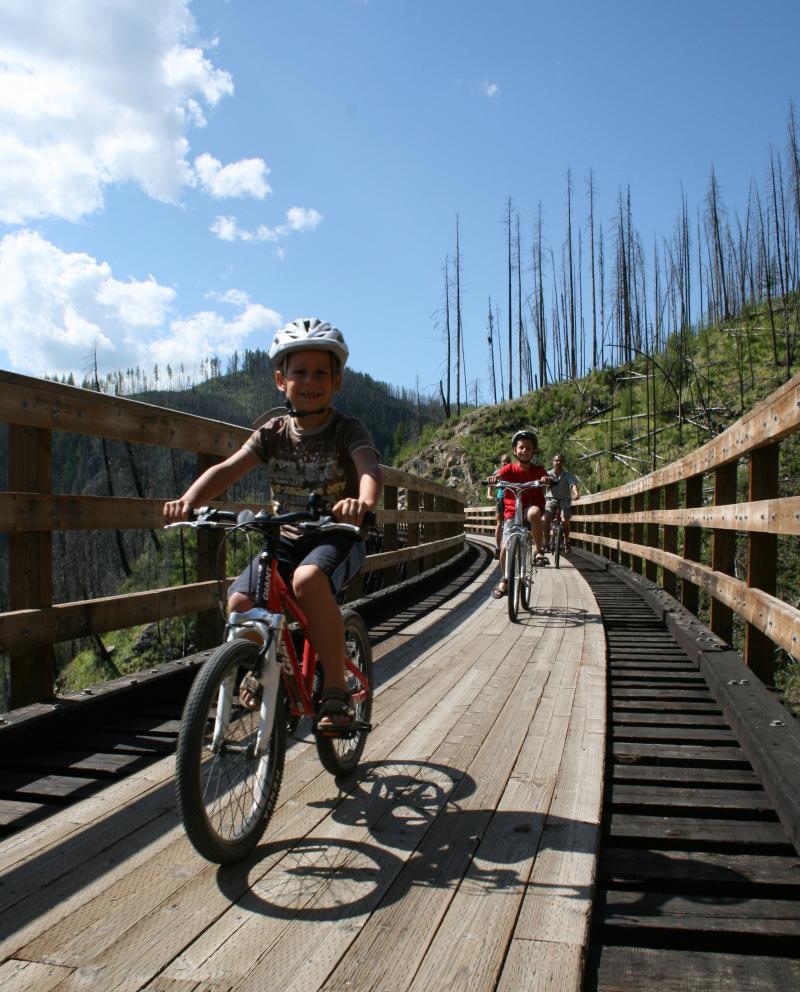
313;720;371;739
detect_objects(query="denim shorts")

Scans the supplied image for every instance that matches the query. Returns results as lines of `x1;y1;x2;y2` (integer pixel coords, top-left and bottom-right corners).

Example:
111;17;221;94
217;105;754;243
228;532;366;600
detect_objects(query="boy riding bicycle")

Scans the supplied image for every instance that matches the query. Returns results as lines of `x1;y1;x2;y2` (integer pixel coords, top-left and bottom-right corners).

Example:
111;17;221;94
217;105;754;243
163;317;383;732
543;453;580;553
490;429;549;599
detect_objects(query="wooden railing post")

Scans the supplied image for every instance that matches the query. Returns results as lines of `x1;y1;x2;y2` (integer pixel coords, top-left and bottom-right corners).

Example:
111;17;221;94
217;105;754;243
8;425;55;706
645;489;659;582
681;474;703;615
632;493;645;574
424;491;436;569
407;488;420;578
195;454;225;649
746;445;779;684
711;462;737;645
662;482;678;597
619;496;630;568
600;499;609;560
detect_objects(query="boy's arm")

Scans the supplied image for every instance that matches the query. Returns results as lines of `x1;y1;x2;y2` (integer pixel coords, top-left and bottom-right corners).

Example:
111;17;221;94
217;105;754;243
163;446;262;521
333;448;383;525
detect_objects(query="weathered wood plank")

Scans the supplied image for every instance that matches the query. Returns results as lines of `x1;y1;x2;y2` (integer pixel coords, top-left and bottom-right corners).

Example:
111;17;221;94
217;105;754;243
592;946;800;992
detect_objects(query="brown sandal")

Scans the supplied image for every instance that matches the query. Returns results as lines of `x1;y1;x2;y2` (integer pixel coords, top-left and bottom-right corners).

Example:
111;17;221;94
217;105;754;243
492;583;507;599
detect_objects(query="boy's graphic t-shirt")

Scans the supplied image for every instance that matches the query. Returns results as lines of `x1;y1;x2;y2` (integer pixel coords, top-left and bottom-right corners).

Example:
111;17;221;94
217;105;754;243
245;411;378;535
497;462;548;519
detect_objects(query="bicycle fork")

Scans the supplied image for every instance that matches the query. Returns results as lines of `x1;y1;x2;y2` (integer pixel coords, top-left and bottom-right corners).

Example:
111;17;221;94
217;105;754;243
220;609;284;757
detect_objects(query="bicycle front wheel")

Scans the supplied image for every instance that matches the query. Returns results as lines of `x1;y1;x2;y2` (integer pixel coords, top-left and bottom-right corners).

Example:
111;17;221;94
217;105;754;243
507;535;522;623
176;639;286;863
520;537;531;609
316;610;374;777
553;522;562;568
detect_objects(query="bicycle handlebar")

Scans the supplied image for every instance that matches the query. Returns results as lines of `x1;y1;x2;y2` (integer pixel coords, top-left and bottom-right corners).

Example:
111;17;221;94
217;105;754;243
164;506;376;540
484;478;552;489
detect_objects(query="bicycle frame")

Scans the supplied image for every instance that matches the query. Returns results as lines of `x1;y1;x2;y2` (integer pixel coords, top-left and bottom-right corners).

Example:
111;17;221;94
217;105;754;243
225;546;370;724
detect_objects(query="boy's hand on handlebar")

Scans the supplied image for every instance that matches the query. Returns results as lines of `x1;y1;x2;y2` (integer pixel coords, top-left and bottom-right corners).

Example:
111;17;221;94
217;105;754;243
332;497;373;526
163;498;194;522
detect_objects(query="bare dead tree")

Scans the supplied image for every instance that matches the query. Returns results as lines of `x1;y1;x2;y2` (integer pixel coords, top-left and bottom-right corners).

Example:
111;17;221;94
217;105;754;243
566;169;577;379
487;296;498;404
588;170;598;370
506;196;513;399
455;216;464;415
707;165;731;321
442;254;451;418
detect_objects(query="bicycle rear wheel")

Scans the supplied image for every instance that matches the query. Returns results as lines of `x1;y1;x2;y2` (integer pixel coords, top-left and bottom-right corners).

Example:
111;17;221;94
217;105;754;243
176;638;286;863
507;535;522;623
315;610;374;777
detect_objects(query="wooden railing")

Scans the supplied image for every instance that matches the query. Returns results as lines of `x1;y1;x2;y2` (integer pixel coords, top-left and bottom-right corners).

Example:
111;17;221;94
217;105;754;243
0;371;465;709
463;506;496;536
569;371;800;685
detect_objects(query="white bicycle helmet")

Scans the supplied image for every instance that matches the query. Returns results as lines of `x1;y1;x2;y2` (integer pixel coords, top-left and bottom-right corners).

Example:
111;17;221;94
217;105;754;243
511;429;538;448
268;318;349;369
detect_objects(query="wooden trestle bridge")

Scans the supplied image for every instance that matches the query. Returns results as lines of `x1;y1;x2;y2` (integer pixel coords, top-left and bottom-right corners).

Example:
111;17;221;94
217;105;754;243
0;370;799;991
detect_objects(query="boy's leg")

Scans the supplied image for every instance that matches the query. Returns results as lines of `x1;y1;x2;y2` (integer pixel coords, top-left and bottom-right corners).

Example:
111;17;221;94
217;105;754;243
292;564;346;692
527;506;545;555
493;519;510;596
494;511;502;558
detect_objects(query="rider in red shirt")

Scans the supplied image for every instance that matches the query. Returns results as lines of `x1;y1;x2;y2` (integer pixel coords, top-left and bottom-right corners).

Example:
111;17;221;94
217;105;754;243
491;429;549;598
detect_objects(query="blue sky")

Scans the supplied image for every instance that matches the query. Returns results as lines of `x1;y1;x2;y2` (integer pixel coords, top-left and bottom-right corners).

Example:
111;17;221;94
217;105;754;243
0;0;798;399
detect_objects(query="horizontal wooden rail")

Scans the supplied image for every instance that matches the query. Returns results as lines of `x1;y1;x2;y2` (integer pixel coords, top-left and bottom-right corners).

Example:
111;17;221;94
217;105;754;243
0;370;245;456
576;496;800;535
0;582;223;654
0;494;465;533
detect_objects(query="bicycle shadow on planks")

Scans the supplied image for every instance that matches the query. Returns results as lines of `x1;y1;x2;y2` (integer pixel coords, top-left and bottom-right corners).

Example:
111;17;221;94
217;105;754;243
216;758;759;924
512;605;605;629
213;757;736;924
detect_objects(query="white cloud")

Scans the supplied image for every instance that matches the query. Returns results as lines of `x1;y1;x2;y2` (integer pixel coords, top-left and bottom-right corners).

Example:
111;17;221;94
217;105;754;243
151;304;282;368
484;82;500;97
0;1;238;223
211;206;324;244
205;288;252;307
0;230;280;377
194;153;271;199
286;206;323;231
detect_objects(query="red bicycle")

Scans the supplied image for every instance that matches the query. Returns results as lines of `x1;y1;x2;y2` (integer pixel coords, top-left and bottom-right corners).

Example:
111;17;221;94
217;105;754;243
167;502;374;863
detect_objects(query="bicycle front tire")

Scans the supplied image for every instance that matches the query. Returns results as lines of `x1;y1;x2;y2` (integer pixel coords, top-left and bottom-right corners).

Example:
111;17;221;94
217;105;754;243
315;610;374;777
507;535;522;623
553;522;562;568
520;536;531;609
176;638;286;863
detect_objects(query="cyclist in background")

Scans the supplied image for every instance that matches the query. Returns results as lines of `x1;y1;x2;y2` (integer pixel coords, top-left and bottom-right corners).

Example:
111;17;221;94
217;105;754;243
543;453;580;553
486;452;512;559
163;318;383;731
490;429;549;598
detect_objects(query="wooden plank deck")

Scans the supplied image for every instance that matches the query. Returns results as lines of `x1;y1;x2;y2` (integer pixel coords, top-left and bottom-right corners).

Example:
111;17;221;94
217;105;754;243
0;550;606;992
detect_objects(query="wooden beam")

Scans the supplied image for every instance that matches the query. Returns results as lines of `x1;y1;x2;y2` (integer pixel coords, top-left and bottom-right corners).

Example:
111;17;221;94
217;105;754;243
7;425;55;706
711;462;738;645
746;445;779;684
681;474;703;615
